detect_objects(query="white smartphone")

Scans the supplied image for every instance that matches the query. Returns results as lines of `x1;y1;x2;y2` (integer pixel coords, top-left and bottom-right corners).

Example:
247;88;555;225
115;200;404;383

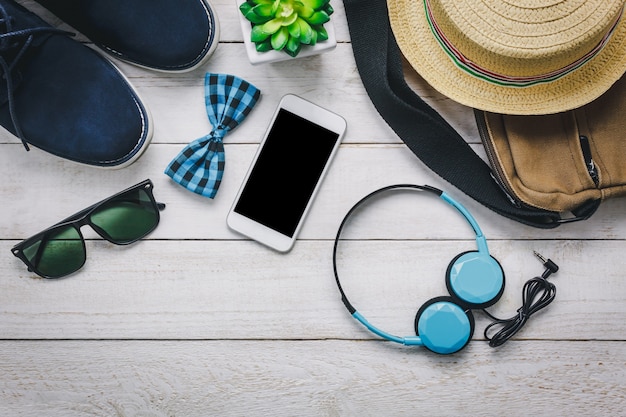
227;94;347;252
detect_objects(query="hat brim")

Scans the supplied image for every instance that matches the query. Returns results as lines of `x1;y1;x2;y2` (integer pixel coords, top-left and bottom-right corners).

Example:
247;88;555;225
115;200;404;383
388;0;626;115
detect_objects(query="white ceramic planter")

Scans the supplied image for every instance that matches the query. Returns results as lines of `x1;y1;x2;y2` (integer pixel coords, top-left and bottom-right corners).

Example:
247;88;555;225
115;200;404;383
236;0;337;65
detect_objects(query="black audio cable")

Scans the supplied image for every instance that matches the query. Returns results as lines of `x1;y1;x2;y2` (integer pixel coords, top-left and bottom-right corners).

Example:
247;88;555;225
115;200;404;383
482;251;559;347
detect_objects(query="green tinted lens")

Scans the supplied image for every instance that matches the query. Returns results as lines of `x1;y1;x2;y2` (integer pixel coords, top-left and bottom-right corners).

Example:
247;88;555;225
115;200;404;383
22;225;85;278
90;188;158;244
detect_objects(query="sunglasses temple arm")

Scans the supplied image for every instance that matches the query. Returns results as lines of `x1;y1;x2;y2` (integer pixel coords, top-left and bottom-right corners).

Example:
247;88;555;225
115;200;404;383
157;202;166;211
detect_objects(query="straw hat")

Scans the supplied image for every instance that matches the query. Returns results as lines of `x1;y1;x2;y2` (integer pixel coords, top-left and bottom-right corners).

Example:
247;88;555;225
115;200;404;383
388;0;626;115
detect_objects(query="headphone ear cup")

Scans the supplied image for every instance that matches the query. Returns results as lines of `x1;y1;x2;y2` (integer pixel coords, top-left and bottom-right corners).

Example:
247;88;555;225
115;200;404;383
446;251;505;309
414;296;475;355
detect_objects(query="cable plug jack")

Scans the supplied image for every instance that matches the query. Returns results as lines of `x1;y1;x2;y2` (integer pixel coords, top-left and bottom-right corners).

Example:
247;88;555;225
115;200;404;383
533;251;559;278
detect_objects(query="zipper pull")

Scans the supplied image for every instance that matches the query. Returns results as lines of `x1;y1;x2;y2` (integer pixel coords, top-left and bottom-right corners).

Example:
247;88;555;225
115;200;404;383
579;135;599;186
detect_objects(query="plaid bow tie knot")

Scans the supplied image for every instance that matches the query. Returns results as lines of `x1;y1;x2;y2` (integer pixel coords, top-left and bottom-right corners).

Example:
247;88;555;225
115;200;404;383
211;126;228;141
165;73;261;198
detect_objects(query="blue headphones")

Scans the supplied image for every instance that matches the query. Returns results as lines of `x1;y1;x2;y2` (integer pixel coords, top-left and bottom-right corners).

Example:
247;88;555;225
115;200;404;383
332;185;505;354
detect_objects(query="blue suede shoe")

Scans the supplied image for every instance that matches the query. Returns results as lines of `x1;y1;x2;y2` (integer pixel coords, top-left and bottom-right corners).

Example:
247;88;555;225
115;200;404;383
0;0;152;168
34;0;220;73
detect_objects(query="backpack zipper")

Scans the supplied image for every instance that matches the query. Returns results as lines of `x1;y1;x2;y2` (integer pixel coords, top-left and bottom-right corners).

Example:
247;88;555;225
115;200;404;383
474;111;523;208
579;135;599;186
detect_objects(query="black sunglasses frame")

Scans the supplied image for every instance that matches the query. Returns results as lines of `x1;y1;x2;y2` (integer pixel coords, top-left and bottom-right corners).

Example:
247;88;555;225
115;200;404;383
11;179;165;279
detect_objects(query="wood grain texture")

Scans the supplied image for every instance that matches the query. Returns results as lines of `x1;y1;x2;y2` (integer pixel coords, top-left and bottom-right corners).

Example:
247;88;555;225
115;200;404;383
1;0;625;415
0;340;625;417
2;239;625;341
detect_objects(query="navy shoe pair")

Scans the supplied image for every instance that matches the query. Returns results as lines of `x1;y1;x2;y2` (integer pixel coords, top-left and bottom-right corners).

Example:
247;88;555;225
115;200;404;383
0;0;219;168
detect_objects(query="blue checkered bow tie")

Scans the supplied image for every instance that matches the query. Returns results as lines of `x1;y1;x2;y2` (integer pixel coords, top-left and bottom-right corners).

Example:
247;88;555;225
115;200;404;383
165;73;261;198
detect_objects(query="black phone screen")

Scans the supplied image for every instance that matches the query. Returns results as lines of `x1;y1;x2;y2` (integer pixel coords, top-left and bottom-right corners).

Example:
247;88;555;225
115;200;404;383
233;109;340;237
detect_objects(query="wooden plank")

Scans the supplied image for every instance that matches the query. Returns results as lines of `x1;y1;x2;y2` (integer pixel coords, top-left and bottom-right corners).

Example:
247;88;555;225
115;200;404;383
2;144;626;240
2;240;625;340
0;340;624;417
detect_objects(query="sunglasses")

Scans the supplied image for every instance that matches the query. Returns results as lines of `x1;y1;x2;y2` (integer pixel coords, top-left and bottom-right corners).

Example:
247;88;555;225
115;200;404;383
11;179;165;279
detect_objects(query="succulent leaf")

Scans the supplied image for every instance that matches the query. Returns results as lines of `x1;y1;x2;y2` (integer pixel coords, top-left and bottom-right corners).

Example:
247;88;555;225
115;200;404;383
300;0;326;9
241;4;272;24
293;2;314;18
246;4;274;24
255;38;273;52
313;24;328;41
271;26;290;50
323;3;334;15
240;2;253;14
252;3;275;18
280;12;298;26
251;24;271;42
285;36;302;57
309;28;318;45
251;0;273;4
260;18;284;34
287;21;301;38
305;11;330;25
297;17;314;44
271;0;280;14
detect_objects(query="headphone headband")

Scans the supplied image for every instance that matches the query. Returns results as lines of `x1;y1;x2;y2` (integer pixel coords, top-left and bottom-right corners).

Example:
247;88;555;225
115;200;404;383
333;184;484;310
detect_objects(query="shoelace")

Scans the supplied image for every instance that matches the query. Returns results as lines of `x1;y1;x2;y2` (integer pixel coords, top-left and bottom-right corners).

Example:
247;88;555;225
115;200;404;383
0;4;71;150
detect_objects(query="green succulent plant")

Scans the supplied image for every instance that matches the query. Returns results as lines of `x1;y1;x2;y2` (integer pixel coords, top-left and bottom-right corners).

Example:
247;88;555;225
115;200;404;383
240;0;334;57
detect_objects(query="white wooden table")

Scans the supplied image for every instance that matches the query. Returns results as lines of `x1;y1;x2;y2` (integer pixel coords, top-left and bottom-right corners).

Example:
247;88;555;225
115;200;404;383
2;1;626;415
